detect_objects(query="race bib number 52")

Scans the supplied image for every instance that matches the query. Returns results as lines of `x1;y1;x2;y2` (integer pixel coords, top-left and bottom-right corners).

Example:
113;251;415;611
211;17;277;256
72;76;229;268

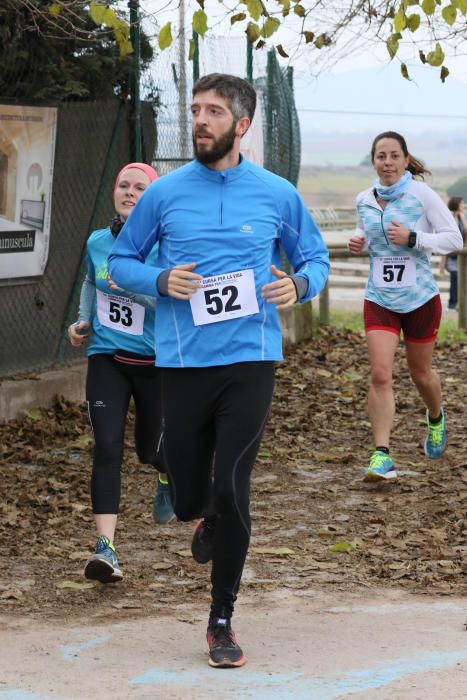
96;289;145;335
189;269;259;326
373;256;416;288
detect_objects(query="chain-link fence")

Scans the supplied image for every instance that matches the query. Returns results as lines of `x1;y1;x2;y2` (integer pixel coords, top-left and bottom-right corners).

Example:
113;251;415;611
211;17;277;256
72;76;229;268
0;18;301;377
0;101;156;375
148;35;301;187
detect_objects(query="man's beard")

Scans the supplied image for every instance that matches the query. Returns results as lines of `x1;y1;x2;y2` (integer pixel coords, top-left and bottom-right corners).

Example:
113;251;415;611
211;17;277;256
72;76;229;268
193;120;237;165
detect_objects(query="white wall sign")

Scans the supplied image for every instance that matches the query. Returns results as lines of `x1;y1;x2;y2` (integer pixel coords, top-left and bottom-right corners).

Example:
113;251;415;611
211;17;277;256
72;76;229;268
0;104;57;283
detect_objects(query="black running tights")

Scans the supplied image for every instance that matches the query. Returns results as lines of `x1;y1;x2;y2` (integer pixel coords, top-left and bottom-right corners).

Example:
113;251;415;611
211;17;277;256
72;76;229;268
160;361;275;619
86;354;164;514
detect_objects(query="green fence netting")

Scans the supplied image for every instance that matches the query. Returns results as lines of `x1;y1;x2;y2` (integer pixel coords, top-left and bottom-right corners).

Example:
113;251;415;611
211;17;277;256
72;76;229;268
147;35;301;187
0;20;301;377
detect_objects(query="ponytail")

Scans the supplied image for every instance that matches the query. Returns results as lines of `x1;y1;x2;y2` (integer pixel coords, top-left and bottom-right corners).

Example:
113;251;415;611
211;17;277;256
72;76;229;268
407;155;431;179
371;131;431;179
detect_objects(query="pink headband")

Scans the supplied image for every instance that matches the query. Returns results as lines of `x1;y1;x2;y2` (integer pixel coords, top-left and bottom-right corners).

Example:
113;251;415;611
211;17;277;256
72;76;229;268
114;162;158;194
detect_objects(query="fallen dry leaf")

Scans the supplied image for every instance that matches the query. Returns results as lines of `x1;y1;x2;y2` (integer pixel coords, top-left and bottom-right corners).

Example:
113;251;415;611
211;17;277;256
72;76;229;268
0;328;465;621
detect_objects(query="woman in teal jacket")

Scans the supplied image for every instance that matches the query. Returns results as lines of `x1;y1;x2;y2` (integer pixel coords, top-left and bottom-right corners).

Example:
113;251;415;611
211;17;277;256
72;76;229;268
68;162;173;584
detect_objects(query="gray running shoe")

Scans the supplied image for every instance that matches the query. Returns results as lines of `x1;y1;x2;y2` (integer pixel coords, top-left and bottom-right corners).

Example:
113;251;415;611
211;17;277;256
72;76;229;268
152;479;175;524
84;535;123;583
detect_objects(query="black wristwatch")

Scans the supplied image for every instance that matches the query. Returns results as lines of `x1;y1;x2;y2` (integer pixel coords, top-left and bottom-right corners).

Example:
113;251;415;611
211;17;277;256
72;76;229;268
408;231;417;248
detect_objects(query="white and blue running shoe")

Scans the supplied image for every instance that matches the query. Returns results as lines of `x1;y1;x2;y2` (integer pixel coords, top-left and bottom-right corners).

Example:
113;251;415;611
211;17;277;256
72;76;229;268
424;408;446;460
363;450;397;481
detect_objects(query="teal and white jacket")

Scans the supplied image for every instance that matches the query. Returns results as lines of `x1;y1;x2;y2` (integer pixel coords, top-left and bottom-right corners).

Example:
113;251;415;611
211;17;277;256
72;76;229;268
356;179;463;313
109;157;329;368
83;227;157;357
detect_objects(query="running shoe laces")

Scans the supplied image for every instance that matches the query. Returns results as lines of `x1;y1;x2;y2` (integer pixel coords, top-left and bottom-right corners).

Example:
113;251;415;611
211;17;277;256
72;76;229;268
211;621;236;648
363;450;396;481
95;535;115;554
84;536;123;583
207;618;246;668
427;417;444;446
370;452;391;471
425;409;446;459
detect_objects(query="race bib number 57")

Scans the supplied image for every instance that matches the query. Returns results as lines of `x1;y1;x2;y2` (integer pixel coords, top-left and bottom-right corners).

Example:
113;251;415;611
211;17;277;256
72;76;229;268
373;256;416;288
189;269;259;326
96;289;145;335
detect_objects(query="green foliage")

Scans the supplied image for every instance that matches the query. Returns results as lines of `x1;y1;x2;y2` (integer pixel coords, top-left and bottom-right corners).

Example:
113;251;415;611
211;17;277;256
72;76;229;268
315;308;466;343
8;0;467;82
359;153;372;167
0;2;153;101
401;62;411;80
386;32;401;59
192;9;208;37
246;0;264;22
158;22;173;49
438;319;467;344
231;12;247;25
394;8;407;31
188;38;196;60
442;4;457;23
406;13;421;30
426;42;445;66
246;21;261;42
422;0;436;14
262;17;281;38
446;175;467;201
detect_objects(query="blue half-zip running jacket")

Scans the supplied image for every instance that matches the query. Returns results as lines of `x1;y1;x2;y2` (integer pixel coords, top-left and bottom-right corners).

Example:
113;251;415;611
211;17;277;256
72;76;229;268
109;157;329;367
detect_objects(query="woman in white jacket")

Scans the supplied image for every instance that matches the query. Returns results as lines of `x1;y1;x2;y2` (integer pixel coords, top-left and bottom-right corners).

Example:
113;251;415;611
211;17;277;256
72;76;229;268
348;131;463;481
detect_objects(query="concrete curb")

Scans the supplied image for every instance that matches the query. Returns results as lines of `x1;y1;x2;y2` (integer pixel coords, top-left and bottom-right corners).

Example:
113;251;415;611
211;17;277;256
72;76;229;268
0;303;315;422
0;362;87;422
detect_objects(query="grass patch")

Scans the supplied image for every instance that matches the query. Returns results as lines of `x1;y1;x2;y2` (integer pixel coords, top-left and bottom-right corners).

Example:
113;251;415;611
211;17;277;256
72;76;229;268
318;308;364;333
437;318;467;344
313;309;467;344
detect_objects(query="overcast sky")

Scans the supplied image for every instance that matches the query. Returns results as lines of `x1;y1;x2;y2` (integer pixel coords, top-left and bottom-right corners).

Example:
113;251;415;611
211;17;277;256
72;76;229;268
140;0;467;161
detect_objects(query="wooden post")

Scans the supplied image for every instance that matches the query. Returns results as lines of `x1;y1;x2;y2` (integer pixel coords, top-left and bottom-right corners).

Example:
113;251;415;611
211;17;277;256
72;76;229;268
458;249;466;330
319;280;330;326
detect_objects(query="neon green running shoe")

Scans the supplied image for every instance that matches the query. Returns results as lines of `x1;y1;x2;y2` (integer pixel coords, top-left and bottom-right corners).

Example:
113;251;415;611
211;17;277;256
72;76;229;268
424;408;446;459
363;450;397;482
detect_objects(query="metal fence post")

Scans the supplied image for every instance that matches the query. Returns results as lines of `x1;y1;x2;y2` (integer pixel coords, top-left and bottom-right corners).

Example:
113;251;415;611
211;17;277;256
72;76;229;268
265;50;274;166
192;31;199;84
246;39;253;83
129;0;142;161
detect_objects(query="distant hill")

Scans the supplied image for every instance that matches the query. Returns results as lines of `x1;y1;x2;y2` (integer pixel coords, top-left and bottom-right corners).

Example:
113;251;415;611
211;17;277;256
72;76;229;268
299;130;467;167
294;63;467;167
298;165;464;208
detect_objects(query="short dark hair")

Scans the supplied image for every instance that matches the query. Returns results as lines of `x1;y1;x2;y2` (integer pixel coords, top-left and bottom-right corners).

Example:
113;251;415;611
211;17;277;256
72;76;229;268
192;73;256;122
371;131;431;179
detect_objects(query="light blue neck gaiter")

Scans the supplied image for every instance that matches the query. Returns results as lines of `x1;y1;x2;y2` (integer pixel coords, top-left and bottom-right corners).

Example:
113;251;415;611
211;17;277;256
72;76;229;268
374;170;412;201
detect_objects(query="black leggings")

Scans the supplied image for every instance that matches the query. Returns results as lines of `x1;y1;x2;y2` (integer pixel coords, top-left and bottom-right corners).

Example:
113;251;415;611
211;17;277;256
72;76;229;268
161;361;275;618
86;354;164;514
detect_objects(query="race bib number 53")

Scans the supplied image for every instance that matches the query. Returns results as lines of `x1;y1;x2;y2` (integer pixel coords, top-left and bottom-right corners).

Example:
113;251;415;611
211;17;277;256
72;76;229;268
373;256;416;288
96;289;145;335
189;269;259;326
